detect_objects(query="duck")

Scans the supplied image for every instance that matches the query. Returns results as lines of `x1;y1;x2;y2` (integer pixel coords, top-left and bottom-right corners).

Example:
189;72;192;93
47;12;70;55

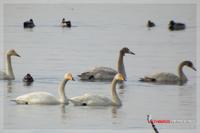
23;19;35;28
61;18;71;28
147;20;155;28
23;73;34;85
0;49;20;80
168;20;185;31
139;61;196;85
78;47;135;81
69;73;124;106
12;73;74;105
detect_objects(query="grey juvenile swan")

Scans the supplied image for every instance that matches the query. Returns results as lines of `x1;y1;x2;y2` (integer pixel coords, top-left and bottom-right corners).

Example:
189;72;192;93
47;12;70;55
70;73;124;106
78;47;135;81
139;61;196;85
0;49;20;80
12;73;74;105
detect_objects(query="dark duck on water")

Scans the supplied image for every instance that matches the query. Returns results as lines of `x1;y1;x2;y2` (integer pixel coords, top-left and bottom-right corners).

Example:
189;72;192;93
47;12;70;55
23;73;34;85
23;19;35;28
168;20;185;31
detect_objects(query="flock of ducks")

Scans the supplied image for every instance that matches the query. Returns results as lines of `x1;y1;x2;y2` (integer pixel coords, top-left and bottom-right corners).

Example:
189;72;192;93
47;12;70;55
1;47;196;106
23;18;186;31
147;20;186;30
23;18;71;28
0;18;194;107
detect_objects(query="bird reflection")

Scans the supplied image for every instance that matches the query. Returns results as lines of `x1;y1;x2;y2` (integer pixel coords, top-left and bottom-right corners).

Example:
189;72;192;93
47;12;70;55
61;104;66;114
111;106;121;118
6;80;13;93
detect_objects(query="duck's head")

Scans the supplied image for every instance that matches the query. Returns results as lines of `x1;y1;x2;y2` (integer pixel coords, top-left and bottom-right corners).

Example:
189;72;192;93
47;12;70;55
29;19;33;22
62;18;66;23
23;73;34;81
64;73;75;81
184;61;196;71
120;47;135;56
115;73;125;81
7;49;20;57
169;20;175;25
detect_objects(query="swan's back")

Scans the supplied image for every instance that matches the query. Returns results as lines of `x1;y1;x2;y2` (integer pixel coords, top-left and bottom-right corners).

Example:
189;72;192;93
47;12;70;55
150;72;179;83
70;93;112;106
15;92;59;105
78;67;117;81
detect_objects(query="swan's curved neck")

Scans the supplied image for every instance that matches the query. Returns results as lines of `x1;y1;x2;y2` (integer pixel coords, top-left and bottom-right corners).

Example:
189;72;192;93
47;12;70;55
178;63;187;83
111;79;121;106
5;55;14;79
117;52;126;80
58;79;69;104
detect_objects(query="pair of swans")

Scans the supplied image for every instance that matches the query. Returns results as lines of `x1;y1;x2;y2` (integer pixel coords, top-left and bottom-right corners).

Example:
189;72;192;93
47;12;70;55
0;49;20;80
13;73;124;106
78;47;135;81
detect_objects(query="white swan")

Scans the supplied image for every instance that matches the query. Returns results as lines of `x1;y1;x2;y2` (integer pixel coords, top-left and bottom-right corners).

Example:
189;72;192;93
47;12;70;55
12;73;74;105
139;61;196;85
70;73;124;106
0;49;20;80
78;47;134;81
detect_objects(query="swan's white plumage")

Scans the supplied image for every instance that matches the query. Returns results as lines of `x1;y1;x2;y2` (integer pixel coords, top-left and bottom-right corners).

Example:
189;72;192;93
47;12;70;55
70;93;113;106
70;73;124;106
12;73;74;105
0;49;20;80
15;92;60;105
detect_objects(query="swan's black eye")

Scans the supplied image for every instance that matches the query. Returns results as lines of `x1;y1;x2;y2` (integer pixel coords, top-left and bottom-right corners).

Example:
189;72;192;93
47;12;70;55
88;75;94;80
82;103;87;106
187;62;192;67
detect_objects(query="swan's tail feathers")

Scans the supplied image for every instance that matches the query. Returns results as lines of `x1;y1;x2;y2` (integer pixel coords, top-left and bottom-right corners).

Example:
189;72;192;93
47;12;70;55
78;72;95;80
139;77;156;82
10;99;17;103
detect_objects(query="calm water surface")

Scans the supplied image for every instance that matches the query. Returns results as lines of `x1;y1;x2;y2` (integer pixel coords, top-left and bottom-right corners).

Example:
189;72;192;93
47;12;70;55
1;4;197;130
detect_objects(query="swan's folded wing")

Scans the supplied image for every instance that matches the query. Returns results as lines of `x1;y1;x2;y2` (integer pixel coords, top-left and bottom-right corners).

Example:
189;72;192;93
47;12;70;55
70;93;112;106
14;92;59;105
151;72;179;82
78;67;117;81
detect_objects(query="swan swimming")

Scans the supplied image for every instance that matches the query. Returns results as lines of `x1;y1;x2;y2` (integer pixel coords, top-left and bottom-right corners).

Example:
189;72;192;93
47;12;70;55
0;49;20;80
139;61;196;85
78;47;135;81
70;73;124;106
12;73;74;105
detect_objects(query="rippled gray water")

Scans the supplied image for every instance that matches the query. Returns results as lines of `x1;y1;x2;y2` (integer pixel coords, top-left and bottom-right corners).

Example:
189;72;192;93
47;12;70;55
1;4;196;130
